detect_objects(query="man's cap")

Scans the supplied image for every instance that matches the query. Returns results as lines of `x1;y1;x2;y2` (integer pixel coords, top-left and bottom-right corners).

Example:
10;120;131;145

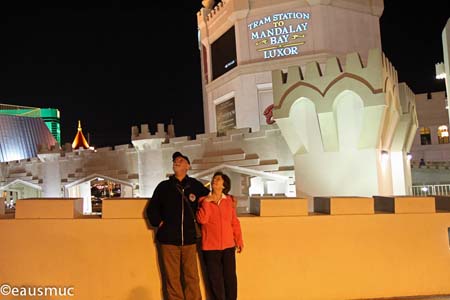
172;151;190;164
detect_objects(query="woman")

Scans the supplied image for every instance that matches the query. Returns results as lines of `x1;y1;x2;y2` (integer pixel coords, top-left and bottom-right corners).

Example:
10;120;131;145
196;172;244;300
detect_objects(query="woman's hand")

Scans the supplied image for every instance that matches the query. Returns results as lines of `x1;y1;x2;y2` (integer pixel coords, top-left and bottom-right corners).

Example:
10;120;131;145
236;245;243;253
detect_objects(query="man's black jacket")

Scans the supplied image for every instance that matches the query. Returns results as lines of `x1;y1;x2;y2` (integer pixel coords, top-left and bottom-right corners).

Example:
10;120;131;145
147;175;209;245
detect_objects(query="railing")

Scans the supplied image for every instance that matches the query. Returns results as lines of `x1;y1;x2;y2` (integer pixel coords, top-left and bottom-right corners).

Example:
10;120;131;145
412;184;450;196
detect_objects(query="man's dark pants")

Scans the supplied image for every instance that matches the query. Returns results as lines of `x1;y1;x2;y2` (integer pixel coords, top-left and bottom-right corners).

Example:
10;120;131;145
203;247;237;300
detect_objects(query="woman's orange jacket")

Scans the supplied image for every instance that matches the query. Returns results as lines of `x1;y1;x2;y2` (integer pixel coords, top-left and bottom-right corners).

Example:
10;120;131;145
196;194;244;251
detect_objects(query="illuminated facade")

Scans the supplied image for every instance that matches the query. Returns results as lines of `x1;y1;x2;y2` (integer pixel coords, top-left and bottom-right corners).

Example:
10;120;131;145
197;0;383;134
0;1;448;213
0;103;61;145
0;4;449;300
410;91;449;162
196;0;419;205
0;114;57;163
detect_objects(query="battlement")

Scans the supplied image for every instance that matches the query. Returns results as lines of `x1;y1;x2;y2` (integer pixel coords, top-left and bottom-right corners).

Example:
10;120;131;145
131;122;167;140
381;51;398;87
272;49;397;103
198;0;384;25
4;195;450;219
1;196;449;300
398;82;416;114
197;0;227;22
272;48;400;117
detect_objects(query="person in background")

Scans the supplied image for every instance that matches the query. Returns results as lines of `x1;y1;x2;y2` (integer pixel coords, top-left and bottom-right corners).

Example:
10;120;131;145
196;172;244;300
419;158;426;167
147;151;210;300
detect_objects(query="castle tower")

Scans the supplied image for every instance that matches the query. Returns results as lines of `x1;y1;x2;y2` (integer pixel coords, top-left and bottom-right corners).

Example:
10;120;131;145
131;124;167;197
197;0;383;135
271;49;418;207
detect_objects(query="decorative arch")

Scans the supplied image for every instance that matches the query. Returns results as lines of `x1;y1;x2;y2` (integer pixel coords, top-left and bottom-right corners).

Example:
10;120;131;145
274;73;383;112
275;97;323;154
333;90;364;150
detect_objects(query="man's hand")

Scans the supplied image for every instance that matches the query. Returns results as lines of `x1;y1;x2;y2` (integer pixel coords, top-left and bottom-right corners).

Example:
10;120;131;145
236;245;243;253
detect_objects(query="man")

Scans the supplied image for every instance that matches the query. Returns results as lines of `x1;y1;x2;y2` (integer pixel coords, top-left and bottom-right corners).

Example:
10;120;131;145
147;151;210;300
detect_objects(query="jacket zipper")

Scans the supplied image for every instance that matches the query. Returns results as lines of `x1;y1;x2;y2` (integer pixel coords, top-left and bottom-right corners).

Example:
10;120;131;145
181;187;185;246
218;200;223;249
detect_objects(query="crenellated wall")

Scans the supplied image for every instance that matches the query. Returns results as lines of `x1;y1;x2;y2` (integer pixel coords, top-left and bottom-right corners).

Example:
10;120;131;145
1;196;449;300
0;123;295;211
131;123;295;200
271;48;418;202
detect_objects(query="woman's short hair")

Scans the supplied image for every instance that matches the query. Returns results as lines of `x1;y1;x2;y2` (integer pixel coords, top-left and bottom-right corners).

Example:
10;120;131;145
212;171;231;195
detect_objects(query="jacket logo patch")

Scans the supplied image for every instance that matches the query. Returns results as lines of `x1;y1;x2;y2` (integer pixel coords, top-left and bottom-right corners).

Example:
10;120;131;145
189;193;196;202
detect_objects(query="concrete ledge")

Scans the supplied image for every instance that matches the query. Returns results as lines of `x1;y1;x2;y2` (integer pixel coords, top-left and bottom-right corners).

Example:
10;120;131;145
250;197;308;216
15;198;84;219
374;196;436;214
394;196;436;214
1;212;450;299
314;197;374;215
102;198;149;219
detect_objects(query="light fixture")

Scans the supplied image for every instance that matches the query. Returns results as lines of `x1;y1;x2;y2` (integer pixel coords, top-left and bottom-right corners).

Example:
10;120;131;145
407;152;412;160
421;186;429;192
435;62;446;79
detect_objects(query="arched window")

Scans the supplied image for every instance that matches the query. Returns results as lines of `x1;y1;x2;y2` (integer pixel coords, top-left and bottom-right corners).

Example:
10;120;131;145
420;127;431;145
437;125;449;144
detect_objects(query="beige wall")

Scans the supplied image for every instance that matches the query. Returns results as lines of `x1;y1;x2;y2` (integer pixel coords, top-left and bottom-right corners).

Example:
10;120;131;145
0;198;449;300
414;92;448;127
411;91;450;162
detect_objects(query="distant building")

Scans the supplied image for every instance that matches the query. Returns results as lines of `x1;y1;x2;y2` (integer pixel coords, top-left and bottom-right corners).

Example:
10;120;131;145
410;91;449;162
0;103;61;145
0;114;57;163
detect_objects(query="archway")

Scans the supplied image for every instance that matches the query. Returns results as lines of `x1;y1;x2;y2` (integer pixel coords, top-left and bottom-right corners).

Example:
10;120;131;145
0;179;42;213
64;174;134;215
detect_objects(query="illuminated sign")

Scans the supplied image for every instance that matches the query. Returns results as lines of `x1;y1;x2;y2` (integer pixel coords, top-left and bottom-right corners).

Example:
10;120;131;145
216;98;236;134
248;12;310;59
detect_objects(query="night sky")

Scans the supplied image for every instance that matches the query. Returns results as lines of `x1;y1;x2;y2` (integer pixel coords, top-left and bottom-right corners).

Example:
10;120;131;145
0;1;448;147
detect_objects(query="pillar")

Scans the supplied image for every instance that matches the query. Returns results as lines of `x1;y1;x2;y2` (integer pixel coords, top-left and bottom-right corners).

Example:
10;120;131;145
441;19;450;126
37;152;62;197
132;138;165;198
79;181;92;214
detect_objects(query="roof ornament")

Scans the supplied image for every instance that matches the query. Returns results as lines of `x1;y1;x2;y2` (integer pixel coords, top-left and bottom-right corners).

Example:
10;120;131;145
202;0;214;9
72;120;90;149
